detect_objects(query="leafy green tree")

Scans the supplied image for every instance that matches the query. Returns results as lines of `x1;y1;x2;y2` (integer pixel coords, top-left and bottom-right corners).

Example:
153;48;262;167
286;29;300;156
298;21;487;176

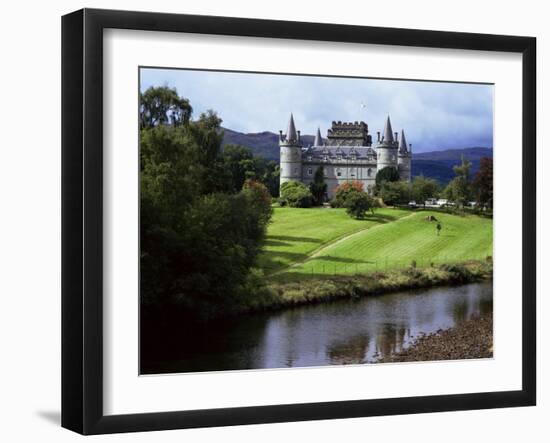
344;190;379;219
472;157;493;209
222;144;255;192
443;156;472;207
241;180;273;231
139;86;192;129
261;161;280;198
309;166;327;206
222;145;281;196
375;166;400;188
379;181;410;206
411;176;439;206
280;180;313;208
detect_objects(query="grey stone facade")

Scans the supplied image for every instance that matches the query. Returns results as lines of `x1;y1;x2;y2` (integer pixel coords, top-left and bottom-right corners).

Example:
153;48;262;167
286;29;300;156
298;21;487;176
279;114;412;198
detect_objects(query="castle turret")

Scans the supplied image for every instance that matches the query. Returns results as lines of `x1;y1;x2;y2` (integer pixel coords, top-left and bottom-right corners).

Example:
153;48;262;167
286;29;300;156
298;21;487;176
313;127;323;146
279;113;303;190
376;116;399;172
397;129;412;182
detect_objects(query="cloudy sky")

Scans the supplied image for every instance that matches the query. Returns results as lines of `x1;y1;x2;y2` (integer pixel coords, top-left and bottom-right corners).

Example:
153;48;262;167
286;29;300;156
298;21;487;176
140;68;493;153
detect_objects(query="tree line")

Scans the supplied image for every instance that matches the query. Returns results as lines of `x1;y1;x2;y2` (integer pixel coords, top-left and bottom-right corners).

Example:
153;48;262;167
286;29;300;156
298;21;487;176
140;86;274;321
279;156;492;219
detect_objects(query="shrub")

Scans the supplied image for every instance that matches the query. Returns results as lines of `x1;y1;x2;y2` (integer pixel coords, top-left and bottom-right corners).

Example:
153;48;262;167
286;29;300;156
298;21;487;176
280;180;313;208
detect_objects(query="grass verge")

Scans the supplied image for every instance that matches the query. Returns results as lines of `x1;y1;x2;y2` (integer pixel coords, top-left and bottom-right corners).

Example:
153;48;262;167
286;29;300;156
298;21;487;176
238;259;493;314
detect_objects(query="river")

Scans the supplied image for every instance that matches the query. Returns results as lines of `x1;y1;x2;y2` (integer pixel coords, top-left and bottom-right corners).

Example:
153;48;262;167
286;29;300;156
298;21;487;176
142;281;493;374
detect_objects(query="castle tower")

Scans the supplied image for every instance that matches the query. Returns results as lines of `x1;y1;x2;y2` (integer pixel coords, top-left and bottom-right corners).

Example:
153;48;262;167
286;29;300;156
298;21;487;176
376;116;399;172
397;129;412;182
279;113;303;190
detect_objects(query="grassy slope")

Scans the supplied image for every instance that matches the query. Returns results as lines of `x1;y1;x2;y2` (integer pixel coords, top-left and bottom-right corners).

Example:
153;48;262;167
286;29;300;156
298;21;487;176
257;207;411;274
259;208;492;282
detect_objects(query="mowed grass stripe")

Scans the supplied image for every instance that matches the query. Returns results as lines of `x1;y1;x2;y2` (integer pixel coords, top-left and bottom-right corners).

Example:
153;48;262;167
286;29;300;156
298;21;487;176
281;211;493;279
257;207;411;274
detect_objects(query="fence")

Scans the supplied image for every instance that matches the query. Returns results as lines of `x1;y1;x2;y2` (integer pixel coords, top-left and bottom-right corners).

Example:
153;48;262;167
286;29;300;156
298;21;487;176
294;253;493;276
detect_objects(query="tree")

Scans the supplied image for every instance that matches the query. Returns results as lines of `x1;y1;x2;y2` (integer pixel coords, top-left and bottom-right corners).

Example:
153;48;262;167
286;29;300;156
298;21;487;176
280;180;313;208
443;156;472;207
344;191;379;219
472;157;493;209
241;180;273;231
222;145;281;196
411;176;439;207
139;86;192;129
331;180;365;208
309;166;327;206
222;144;255;192
375;166;400;188
379;181;410;206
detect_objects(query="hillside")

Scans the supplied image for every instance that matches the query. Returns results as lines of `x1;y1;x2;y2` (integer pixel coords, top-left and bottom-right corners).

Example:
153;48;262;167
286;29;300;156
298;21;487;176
221;127;493;184
258;207;493;282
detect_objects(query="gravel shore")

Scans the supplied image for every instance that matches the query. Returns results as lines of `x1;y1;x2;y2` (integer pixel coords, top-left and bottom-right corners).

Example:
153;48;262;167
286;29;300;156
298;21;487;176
379;314;493;363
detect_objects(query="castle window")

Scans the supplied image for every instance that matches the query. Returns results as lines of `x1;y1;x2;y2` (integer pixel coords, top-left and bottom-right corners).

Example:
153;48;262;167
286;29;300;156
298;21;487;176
367;168;372;177
308;168;313;176
337;169;342;177
307;156;312;161
294;168;298;174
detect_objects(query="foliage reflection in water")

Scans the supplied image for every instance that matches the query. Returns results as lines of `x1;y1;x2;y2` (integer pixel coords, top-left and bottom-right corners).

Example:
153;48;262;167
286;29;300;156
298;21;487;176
141;282;493;374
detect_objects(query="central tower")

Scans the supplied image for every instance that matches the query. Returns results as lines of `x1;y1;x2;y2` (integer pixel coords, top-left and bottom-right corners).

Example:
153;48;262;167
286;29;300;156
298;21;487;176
279;113;303;191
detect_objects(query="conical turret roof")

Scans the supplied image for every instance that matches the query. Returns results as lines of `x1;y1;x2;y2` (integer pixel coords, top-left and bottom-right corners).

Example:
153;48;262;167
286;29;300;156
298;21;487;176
383;116;394;143
399;129;408;153
314;127;323;146
286;113;298;142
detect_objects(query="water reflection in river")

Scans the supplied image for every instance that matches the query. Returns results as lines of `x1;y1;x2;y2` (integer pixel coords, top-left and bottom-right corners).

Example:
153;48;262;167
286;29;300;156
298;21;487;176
142;282;492;374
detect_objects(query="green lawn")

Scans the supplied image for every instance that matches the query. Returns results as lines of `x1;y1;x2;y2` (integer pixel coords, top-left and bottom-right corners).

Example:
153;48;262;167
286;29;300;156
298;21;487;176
258;207;493;282
257;207;411;274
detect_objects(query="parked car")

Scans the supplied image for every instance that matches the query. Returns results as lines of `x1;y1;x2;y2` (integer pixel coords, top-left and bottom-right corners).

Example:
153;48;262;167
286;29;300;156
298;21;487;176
408;200;417;208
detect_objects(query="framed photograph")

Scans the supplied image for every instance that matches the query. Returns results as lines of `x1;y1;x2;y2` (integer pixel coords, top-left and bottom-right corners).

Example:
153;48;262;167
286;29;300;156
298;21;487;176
62;8;536;435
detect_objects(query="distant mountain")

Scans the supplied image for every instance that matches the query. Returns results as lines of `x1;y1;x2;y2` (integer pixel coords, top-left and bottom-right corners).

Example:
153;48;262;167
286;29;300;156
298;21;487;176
221;128;492;184
412;148;493;184
222;128;314;161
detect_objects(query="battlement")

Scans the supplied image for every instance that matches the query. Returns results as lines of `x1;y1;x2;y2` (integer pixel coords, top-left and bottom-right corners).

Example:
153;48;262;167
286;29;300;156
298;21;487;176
326;121;372;147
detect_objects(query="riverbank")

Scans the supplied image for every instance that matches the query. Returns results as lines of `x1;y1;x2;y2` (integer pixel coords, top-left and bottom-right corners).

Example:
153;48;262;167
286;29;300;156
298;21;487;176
244;260;493;314
377;313;493;363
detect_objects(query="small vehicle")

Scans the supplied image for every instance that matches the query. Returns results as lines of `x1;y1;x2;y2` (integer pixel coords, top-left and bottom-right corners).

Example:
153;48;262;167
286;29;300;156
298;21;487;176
425;198;438;207
408;200;417;208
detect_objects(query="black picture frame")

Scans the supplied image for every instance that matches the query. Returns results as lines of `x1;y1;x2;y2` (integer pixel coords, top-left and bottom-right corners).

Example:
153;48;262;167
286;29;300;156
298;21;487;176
62;8;536;435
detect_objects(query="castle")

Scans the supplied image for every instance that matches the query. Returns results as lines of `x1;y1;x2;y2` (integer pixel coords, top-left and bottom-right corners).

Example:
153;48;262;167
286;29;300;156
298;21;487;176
279;114;412;198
